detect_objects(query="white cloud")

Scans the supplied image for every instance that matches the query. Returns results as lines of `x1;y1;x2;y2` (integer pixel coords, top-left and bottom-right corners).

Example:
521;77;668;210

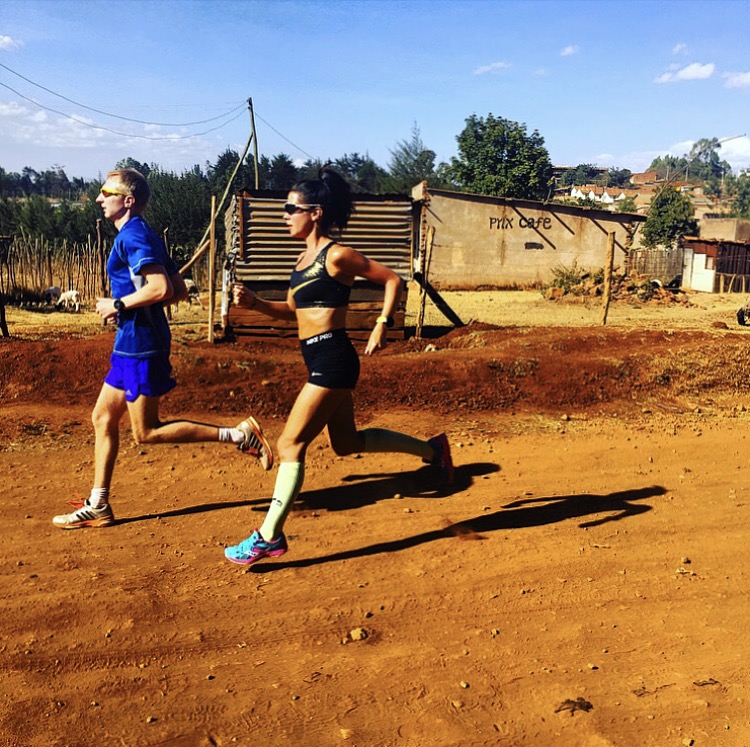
473;61;511;75
0;35;21;51
560;45;579;57
672;43;688;55
591;149;656;173
654;62;715;83
0;94;226;176
0;100;28;117
670;139;695;155
723;71;750;89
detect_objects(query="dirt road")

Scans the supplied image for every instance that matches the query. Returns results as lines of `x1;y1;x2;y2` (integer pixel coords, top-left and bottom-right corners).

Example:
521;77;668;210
2;292;749;746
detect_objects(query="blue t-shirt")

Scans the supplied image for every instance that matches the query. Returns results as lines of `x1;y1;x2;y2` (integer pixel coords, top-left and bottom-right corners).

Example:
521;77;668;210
107;215;178;358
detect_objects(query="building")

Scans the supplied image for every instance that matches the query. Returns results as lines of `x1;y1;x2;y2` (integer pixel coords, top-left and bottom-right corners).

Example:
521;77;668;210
413;183;644;291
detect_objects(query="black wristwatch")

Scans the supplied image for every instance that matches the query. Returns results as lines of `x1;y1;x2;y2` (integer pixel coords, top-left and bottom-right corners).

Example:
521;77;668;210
376;315;395;328
113;298;126;312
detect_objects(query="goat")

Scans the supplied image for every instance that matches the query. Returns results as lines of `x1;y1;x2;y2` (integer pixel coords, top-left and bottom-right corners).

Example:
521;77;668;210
56;289;81;312
184;279;204;308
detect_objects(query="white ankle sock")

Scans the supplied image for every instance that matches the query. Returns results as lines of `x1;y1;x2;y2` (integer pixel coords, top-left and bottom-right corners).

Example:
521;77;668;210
88;488;109;508
219;427;244;445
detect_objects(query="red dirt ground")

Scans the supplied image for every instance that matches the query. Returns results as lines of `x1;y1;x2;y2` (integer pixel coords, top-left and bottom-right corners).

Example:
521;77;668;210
2;295;750;746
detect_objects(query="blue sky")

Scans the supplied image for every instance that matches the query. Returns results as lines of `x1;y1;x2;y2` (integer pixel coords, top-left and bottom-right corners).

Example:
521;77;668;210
1;0;749;181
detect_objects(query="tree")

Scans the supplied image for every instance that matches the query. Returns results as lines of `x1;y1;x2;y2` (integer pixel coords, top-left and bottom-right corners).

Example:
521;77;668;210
649;139;732;184
686;138;731;182
147;167;211;252
648;155;688;181
641;187;697;248
265;154;298;191
294;158;325;183
385;124;438;193
614;196;638;214
447;114;553;200
207;149;258;195
607;167;632;188
116;158;152;177
559;163;602;187
334;153;388;193
730;173;750;218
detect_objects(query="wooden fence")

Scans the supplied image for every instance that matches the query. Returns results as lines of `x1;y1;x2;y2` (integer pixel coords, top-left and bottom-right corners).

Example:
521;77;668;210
0;228;208;306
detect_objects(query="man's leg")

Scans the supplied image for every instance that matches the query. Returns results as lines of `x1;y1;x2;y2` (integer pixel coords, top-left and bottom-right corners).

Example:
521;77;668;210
52;383;125;528
126;394;273;469
93;383;128;491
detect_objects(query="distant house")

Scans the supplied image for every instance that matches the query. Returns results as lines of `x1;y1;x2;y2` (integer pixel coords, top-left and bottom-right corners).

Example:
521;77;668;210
568;184;655;214
630;171;660;186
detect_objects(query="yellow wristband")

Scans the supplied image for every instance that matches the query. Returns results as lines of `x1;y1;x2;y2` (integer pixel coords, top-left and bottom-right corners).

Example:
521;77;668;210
376;316;389;324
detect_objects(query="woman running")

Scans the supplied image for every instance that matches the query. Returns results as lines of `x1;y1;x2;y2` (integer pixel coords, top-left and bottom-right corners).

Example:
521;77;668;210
224;167;452;565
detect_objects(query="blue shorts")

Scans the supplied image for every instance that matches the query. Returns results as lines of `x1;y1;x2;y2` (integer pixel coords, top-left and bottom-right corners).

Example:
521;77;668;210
300;328;360;389
104;353;176;402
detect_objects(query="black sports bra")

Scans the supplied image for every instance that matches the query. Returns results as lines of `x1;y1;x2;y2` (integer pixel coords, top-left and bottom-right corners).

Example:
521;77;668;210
289;242;352;309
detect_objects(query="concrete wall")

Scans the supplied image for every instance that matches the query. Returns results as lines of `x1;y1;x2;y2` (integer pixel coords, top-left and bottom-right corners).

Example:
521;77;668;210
417;187;643;289
700;218;750;242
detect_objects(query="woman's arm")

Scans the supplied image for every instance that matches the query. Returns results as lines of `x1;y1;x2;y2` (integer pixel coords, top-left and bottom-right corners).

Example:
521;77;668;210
233;283;297;322
329;246;404;355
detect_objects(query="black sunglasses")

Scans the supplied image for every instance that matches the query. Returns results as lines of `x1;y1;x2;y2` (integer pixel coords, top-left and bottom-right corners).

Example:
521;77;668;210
284;202;320;215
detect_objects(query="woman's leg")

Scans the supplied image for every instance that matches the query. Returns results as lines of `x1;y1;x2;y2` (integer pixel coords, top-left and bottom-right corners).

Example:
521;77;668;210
261;383;351;537
325;396;454;482
225;384;350;565
325;394;433;460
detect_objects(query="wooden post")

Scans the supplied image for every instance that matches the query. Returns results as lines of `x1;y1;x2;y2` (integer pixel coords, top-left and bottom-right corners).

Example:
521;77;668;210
163;227;172;321
207;196;217;343
178;125;255;276
248;97;260;190
601;231;616;326
416;224;434;339
0;296;8;338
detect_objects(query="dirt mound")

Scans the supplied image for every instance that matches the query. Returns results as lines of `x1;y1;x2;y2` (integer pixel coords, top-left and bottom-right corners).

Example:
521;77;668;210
3;322;749;433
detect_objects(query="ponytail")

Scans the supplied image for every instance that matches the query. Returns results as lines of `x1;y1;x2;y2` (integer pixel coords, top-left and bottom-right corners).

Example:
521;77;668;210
292;166;353;234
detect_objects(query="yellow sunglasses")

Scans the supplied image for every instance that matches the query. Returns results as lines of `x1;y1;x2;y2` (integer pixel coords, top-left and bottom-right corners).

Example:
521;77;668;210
99;187;129;198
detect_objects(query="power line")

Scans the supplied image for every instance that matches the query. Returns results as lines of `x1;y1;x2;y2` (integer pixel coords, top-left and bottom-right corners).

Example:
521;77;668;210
0;62;319;159
0;61;245;126
253;111;316;161
0;80;246;140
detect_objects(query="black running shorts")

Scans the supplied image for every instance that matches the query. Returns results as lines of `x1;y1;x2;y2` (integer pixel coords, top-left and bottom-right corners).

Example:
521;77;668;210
300;328;360;389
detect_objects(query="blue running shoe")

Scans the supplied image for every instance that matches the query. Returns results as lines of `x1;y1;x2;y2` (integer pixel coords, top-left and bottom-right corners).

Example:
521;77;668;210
427;433;454;483
225;529;288;566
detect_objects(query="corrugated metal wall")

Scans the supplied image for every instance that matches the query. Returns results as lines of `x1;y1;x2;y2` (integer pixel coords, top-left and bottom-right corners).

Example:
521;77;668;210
224;191;414;338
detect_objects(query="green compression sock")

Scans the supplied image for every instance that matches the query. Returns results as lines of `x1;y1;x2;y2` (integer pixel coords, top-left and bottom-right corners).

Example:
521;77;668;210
362;428;432;460
260;462;305;541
